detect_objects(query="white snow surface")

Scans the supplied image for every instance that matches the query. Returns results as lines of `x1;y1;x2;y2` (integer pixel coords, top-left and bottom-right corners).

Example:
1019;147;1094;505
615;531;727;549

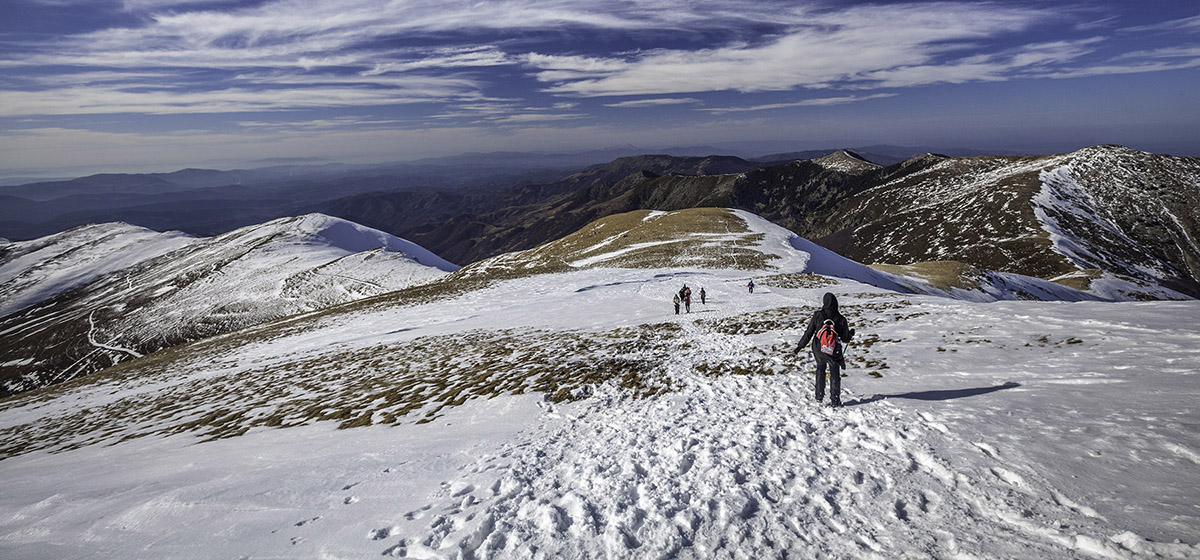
1;212;1198;559
0;222;194;318
292;213;458;272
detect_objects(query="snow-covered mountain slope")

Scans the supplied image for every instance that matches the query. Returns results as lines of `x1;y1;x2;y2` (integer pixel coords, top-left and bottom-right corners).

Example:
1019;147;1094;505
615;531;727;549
0;222;194;318
0;214;455;396
825;145;1200;299
2;208;1196;558
459;208;1103;303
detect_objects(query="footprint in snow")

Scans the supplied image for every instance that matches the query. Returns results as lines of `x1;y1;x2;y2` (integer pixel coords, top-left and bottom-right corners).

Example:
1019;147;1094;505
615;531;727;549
677;454;696;475
919;490;942;513
404;504;433;520
369;526;396;540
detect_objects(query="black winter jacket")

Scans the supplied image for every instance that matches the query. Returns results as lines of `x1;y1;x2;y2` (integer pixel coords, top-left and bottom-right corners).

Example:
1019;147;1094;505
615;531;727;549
797;292;854;354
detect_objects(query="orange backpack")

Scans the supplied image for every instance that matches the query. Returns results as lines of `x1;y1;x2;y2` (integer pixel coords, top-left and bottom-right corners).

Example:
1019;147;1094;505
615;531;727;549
816;319;840;356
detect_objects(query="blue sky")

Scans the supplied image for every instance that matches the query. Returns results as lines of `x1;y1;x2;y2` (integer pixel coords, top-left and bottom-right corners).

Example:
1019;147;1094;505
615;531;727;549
1;0;1198;176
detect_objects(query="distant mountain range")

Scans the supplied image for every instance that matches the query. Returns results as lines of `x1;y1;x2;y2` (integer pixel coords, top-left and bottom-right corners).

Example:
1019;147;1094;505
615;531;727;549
341;145;1197;299
0;145;1017;241
2;143;1198;395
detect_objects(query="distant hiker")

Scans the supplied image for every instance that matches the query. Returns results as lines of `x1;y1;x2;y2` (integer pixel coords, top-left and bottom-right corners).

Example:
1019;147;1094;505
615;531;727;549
680;285;693;313
673;294;681;315
795;292;856;407
699;287;707;305
747;280;755;293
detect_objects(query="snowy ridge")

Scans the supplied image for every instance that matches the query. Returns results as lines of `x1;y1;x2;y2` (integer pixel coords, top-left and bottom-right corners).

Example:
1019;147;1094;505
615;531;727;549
1037;167;1156;276
826;145;1200;300
1032;152;1199;299
0;214;455;395
0;222;194;318
289;213;457;271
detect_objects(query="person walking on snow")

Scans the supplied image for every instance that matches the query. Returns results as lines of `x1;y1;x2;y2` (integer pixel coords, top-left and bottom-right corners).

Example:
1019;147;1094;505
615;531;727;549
683;286;692;313
673;294;681;315
795;292;856;407
747;280;755;293
699;287;706;305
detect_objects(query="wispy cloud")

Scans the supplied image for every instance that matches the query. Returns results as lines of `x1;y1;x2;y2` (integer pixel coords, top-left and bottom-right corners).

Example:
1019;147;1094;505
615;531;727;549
489;113;590;125
858;39;1104;88
532;3;1079;97
236;116;408;130
604;98;702;108
701;94;897;115
0;81;477;116
1121;13;1200;33
3;1;1196;116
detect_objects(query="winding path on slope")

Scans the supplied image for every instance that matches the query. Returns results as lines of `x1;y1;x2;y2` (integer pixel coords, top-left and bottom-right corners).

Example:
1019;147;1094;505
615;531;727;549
380;277;1145;559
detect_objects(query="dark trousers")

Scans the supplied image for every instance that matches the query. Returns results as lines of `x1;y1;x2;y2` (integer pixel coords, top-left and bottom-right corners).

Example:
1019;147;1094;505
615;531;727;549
814;352;841;404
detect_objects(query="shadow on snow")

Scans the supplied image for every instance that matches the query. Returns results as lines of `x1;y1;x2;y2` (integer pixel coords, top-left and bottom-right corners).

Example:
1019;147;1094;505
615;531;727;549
848;381;1021;406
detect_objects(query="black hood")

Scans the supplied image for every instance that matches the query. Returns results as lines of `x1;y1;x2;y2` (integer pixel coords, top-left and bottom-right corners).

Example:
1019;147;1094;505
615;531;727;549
822;292;838;314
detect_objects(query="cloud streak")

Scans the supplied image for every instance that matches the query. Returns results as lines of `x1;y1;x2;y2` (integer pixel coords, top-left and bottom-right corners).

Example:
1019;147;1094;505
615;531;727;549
531;3;1088;97
700;94;897;115
0;79;480;116
604;98;702;108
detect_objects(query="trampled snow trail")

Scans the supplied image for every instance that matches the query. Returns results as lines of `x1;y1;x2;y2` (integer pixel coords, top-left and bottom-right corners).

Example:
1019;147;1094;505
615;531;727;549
385;283;1135;559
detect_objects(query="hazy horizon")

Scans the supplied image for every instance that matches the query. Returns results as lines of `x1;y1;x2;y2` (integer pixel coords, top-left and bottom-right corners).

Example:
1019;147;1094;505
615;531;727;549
2;1;1199;178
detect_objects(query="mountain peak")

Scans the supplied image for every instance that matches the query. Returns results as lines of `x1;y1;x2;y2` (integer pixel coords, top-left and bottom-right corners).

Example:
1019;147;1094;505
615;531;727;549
812;150;880;174
248;214;458;272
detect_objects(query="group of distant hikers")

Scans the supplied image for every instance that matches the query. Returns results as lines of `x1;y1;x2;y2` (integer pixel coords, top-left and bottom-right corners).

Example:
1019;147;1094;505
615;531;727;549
671;282;855;408
672;285;705;314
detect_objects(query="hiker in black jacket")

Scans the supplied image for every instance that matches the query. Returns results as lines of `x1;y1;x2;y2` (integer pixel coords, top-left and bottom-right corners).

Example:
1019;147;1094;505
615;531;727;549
795;292;856;407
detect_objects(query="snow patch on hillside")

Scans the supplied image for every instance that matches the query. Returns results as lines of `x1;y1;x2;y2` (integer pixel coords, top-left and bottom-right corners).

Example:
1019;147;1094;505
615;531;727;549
735;210;927;294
